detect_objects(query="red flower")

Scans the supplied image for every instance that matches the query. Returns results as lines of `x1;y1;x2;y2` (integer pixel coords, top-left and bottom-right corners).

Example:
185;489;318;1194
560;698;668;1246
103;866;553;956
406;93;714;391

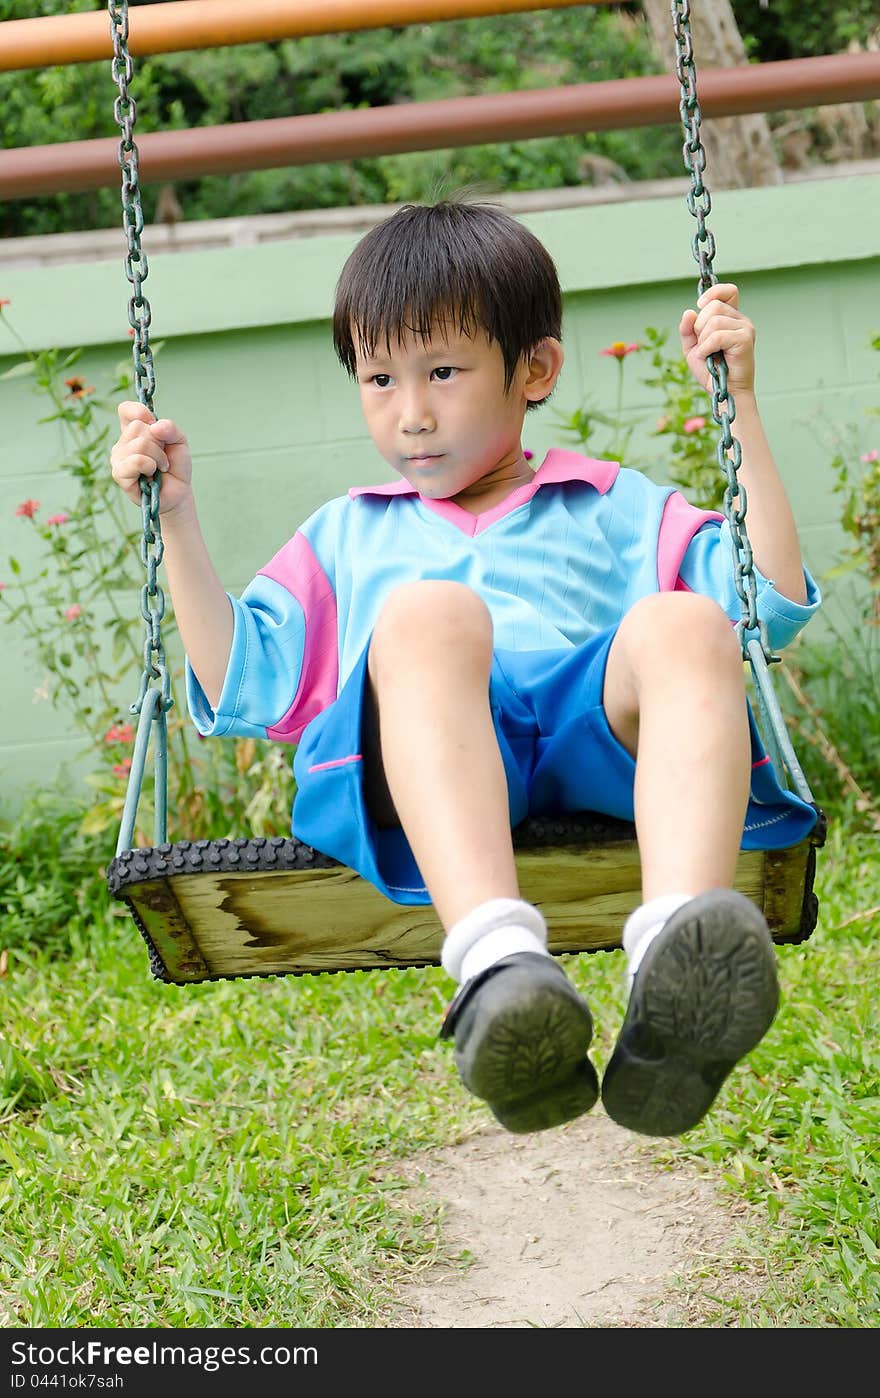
104;722;135;744
0;298;10;309
46;512;69;527
15;499;39;518
64;377;94;399
112;757;133;779
599;341;640;360
64;604;82;621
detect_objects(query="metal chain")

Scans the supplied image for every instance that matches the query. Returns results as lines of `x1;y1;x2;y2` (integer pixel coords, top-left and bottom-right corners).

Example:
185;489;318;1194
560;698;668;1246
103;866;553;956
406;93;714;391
108;0;172;719
670;0;773;661
109;0;173;851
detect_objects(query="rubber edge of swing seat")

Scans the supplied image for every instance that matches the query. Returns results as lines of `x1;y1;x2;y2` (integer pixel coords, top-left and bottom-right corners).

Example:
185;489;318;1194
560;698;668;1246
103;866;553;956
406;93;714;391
105;812;640;901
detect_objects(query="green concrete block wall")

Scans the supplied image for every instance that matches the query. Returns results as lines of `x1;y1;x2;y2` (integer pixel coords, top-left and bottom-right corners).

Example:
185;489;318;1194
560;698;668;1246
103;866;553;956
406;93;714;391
1;175;878;816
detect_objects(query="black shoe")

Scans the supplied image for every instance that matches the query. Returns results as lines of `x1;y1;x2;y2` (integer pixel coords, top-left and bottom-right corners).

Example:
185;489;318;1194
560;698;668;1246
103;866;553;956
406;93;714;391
601;890;779;1137
439;952;599;1134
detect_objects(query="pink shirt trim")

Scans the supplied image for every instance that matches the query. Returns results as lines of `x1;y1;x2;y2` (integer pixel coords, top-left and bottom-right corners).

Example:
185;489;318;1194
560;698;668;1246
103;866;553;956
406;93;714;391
308;754;363;773
259;532;339;745
348;449;620;538
656;490;723;591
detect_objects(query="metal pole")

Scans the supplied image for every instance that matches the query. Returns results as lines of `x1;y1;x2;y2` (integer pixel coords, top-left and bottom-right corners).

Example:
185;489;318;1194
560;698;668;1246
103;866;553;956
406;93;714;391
2;52;878;199
0;0;614;71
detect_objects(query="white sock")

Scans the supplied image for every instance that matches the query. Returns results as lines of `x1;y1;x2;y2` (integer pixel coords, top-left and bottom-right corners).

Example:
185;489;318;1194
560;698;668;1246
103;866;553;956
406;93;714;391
441;897;550;986
622;894;694;988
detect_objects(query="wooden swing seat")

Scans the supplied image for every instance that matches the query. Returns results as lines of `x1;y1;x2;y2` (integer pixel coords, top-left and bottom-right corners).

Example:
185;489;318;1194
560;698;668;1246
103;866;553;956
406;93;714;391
106;808;825;985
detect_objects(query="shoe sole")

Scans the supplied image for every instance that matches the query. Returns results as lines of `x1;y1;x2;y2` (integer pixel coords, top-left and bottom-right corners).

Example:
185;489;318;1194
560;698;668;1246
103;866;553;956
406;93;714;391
602;890;779;1137
454;965;599;1134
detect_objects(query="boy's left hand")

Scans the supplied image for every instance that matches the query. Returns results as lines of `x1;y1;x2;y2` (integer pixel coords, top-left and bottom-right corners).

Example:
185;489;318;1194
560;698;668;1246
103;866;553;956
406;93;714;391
679;283;756;398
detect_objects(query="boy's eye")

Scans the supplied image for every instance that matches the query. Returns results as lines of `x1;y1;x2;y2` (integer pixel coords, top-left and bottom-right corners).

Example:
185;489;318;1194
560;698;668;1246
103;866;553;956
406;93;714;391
431;366;456;381
371;373;392;388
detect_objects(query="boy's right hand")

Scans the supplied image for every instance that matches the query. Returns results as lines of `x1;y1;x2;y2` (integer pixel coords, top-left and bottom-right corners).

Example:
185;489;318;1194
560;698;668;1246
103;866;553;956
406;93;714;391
110;401;194;516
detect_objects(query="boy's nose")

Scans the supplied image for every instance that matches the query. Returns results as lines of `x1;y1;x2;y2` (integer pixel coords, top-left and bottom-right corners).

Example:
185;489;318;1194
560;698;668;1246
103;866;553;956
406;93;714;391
399;395;435;434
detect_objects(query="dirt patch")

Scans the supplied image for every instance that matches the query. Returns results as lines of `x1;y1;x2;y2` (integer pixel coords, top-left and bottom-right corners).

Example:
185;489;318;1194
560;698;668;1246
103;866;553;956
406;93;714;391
390;1108;762;1328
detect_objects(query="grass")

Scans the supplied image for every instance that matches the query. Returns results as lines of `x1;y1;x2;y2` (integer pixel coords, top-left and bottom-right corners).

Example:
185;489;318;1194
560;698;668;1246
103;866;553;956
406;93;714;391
1;815;878;1328
654;820;880;1327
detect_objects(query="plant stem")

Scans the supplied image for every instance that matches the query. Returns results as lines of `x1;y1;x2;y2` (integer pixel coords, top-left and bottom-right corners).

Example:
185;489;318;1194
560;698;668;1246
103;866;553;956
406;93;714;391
612;358;624;461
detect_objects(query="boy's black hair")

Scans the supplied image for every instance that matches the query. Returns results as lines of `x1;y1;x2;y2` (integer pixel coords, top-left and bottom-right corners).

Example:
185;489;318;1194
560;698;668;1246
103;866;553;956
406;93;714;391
332;199;562;410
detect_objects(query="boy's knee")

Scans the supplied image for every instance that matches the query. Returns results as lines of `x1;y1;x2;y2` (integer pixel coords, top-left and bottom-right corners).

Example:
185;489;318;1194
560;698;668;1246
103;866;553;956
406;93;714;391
623;592;741;665
370;581;493;670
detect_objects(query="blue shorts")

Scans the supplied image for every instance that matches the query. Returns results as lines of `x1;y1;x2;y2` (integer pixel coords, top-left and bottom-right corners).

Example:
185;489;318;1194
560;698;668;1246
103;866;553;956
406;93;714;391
291;630;819;906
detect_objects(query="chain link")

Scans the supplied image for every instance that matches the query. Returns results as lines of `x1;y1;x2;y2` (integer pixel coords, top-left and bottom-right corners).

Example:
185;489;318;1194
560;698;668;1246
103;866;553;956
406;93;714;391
108;0;173;718
671;0;773;661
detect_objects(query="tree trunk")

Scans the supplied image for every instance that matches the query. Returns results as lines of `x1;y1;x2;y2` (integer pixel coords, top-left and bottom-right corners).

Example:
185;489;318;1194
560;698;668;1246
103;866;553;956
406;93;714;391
640;0;782;189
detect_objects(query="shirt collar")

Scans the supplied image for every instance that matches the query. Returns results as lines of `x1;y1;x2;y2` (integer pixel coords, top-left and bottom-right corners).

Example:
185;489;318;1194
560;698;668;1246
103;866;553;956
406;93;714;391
348;448;620;501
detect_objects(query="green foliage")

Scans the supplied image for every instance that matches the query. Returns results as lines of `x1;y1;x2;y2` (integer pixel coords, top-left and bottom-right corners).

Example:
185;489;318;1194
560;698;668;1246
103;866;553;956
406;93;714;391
0;341;145;724
640;326;723;511
732;0;879;61
557;327;721;508
780;611;880;833
0;307;295;883
0;4;681;237
826;434;880;624
0;787;113;959
557;344;651;470
774;335;880;831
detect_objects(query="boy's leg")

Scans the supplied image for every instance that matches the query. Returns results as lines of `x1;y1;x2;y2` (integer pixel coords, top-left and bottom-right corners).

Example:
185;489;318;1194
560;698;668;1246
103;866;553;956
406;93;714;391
602;590;751;899
365;580;519;930
367;579;597;1132
600;590;779;1136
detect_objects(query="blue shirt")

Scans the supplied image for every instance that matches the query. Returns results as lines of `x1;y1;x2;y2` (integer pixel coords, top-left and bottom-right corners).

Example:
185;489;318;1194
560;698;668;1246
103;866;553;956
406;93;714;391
186;448;820;743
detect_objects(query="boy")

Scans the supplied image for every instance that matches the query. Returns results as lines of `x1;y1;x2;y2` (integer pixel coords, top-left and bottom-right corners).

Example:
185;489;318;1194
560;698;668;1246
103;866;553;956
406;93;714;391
110;198;820;1138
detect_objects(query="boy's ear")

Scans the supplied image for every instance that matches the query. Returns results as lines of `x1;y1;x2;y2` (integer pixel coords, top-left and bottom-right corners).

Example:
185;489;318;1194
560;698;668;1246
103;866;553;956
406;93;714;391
522;337;564;403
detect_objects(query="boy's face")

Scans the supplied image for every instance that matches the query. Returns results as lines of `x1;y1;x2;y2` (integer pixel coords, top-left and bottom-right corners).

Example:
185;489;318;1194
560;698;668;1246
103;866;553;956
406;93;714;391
354;322;561;506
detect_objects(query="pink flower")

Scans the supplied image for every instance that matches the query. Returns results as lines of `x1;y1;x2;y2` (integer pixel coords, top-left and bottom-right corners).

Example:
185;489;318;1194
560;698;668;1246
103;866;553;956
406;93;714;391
0;298;10;310
599;341;640;360
112;758;132;779
0;582;6;592
15;499;39;518
64;604;82;621
655;415;671;432
104;722;135;744
682;416;707;434
861;450;879;463
46;512;69;527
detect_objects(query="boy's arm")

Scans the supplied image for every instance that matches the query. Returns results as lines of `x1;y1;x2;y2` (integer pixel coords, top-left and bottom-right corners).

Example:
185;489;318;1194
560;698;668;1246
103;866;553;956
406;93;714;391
158;502;233;710
110;401;233;708
720;392;807;606
680;285;807;605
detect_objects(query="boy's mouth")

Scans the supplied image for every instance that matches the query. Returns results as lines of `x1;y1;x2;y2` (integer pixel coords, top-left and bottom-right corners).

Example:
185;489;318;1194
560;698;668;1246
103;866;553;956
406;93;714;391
406;453;444;465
